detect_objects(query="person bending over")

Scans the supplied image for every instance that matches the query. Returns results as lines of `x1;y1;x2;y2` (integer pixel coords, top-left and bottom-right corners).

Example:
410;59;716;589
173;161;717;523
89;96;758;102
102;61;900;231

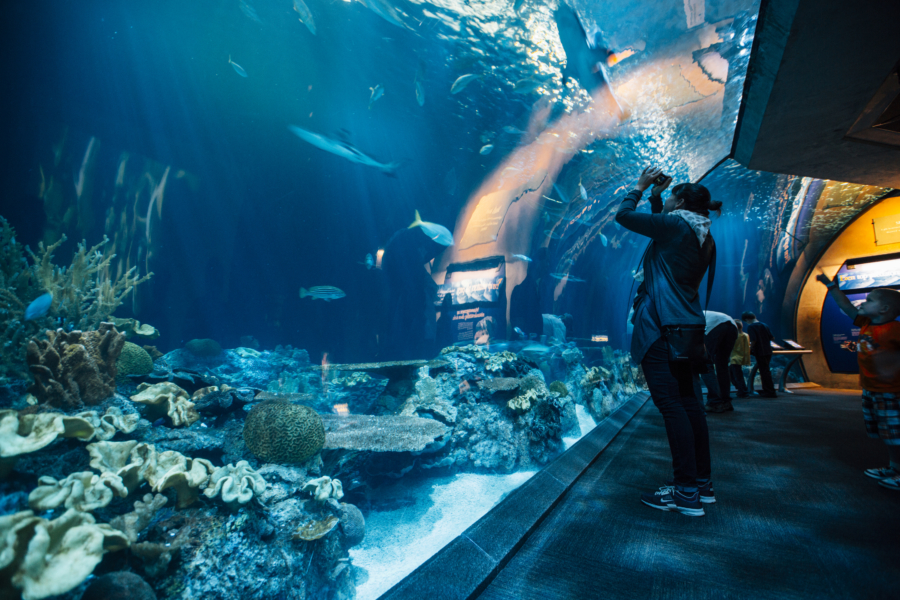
616;166;720;517
729;320;751;398
741;312;777;397
817;274;900;491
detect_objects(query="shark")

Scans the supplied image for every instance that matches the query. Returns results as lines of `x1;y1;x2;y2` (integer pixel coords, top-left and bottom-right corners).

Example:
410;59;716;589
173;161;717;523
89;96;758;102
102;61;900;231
553;3;614;98
288;125;402;176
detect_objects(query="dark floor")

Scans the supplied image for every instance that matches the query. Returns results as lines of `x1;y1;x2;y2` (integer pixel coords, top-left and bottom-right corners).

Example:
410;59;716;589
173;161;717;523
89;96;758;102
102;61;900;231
477;389;900;600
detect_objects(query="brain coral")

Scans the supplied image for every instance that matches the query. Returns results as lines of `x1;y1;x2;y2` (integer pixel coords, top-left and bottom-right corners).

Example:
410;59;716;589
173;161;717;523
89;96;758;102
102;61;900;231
185;338;222;357
242;401;325;464
116;342;154;379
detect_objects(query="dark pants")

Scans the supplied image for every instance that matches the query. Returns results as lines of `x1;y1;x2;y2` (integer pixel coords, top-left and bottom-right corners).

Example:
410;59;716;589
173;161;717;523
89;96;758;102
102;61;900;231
641;338;712;488
729;364;749;396
754;353;776;396
702;322;738;406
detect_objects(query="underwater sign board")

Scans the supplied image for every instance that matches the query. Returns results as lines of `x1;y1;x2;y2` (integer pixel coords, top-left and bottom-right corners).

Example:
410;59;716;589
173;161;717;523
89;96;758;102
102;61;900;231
438;257;506;345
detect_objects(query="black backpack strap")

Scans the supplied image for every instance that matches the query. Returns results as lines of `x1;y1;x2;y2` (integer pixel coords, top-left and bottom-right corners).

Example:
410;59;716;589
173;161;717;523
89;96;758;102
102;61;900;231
704;240;716;310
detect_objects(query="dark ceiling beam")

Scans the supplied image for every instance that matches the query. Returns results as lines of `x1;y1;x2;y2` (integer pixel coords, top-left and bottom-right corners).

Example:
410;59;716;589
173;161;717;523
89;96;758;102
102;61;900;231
734;0;900;188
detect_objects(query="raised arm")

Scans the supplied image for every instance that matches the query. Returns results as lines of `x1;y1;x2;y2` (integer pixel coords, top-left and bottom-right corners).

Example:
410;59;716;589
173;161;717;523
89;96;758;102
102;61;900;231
816;272;858;320
615;166;677;240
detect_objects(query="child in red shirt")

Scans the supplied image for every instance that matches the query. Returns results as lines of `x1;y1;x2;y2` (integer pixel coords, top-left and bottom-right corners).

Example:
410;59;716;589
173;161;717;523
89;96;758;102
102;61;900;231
817;274;900;490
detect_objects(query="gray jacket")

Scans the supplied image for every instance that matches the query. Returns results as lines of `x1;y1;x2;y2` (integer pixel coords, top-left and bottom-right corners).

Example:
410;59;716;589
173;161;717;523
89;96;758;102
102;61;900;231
615;189;716;363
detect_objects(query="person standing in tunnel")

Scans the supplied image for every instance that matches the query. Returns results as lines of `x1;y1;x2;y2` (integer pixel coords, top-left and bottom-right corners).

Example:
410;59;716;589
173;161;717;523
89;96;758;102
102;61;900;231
702;310;739;413
616;166;720;517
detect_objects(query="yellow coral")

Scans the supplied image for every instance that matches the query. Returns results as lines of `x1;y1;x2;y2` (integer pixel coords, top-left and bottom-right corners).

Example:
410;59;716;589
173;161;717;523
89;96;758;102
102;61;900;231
0;508;129;600
130;382;199;427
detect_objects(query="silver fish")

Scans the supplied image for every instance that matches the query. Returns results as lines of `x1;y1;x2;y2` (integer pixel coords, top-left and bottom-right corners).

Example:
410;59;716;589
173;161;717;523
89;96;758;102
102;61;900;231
228;55;248;77
550;273;586;282
368;84;384;110
600;233;608;247
502;125;524;135
361;0;411;30
288;125;402;176
579;182;588;201
514;78;543;94
300;286;346;301
415;80;425;106
239;0;261;23
451;74;481;94
293;0;316;35
510;254;532;262
479;144;494;155
409;210;454;246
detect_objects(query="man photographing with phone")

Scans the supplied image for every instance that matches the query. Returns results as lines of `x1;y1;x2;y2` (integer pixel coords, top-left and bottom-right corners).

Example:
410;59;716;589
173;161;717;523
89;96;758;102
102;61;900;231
616;165;722;516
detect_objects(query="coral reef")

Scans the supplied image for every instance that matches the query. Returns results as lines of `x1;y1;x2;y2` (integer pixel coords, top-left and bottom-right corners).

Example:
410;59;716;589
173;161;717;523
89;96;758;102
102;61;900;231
243;400;325;464
117;341;155;380
109;493;169;542
27;470;128;511
507;388;540;413
26;323;126;408
485;351;519;373
477;377;521;392
108;316;160;341
0;216;151;383
203;461;267;508
549;380;569;397
303;475;344;502
130;382;200;427
0;508;129;600
0;406;137;460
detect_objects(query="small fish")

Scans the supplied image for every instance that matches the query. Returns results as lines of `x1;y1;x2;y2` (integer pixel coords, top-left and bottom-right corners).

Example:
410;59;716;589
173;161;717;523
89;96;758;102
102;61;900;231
544;229;564;239
300;286;346;301
358;253;375;269
579;181;588;201
600;233;608;247
228;55;248;77
409;210;454;246
24;293;53;321
521;343;552;360
510;254;532;262
614;221;621;231
502;125;525;135
542;195;563;204
293;0;316;35
550;273;586;282
514;78;543;94
415;80;425;106
239;0;261;23
368;84;384;110
451;74;481;94
152;417;166;427
479;144;494;155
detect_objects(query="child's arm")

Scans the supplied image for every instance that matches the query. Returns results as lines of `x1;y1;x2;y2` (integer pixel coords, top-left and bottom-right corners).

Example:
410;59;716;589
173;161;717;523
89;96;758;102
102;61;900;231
816;272;858;320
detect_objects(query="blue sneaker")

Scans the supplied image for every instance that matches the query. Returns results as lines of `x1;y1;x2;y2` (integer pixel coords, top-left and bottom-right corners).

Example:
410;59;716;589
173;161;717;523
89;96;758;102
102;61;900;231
641;486;676;511
641;487;705;516
666;480;716;504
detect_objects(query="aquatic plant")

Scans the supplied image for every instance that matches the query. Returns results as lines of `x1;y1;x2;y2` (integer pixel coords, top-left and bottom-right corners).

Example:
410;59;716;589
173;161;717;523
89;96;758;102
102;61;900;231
242;400;325;464
0;216;152;382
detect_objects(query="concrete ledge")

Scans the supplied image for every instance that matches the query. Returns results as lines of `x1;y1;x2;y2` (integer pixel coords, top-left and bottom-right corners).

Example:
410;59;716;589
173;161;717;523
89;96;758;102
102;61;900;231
377;391;651;600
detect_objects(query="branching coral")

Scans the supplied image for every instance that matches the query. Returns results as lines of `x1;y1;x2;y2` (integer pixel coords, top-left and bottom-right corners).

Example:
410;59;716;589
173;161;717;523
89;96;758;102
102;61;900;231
0;217;152;382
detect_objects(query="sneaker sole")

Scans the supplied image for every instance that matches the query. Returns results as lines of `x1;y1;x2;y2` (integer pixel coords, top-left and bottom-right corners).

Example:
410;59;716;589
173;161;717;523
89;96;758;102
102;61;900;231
641;499;675;511
864;470;898;480
675;506;705;517
700;496;716;504
877;479;900;491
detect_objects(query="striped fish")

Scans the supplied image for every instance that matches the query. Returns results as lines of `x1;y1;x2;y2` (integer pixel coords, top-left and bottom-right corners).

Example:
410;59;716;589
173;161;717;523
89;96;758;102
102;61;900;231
300;286;346;301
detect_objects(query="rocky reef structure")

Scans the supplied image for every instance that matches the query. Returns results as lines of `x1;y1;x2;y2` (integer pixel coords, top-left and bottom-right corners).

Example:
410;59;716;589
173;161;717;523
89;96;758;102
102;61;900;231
26;323;126;408
0;217;151;384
